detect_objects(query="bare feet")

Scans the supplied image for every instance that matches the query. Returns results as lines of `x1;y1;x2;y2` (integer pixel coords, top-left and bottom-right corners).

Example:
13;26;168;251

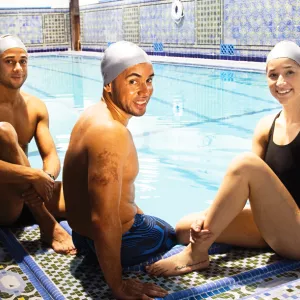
146;218;212;277
41;222;77;255
25;200;77;255
145;244;209;276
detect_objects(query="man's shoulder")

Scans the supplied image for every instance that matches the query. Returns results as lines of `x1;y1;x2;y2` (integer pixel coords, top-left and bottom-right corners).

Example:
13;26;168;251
21;91;44;106
21;91;39;101
86;118;128;140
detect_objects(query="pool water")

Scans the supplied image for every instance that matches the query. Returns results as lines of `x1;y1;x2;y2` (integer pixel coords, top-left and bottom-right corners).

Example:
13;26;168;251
24;55;280;227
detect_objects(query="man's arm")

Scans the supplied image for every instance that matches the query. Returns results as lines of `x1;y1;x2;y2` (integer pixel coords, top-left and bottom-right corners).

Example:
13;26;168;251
34;98;60;179
0;160;43;184
87;122;129;293
87;122;168;299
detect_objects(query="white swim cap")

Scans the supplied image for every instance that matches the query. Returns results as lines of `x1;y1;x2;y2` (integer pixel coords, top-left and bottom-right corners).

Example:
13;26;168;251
101;41;151;85
267;41;300;66
0;34;27;54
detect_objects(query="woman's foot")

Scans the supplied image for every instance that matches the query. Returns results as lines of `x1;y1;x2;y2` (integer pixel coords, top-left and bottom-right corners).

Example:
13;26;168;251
145;244;209;277
146;218;212;277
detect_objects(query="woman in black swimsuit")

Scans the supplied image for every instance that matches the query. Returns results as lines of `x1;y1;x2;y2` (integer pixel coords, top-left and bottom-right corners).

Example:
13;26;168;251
147;41;300;276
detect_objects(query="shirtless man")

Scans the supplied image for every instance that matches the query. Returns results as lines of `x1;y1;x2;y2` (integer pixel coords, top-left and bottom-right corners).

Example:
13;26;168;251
0;34;75;254
63;41;177;299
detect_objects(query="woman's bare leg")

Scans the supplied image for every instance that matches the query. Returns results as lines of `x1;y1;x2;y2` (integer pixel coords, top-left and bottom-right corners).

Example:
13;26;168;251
146;152;300;276
176;207;267;248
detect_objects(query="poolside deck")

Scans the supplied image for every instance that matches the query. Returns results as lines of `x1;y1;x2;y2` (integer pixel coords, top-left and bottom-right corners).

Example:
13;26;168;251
1;221;300;299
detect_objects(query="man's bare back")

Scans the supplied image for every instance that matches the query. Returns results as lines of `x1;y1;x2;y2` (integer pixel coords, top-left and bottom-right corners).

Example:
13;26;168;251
64;101;139;238
0;34;75;255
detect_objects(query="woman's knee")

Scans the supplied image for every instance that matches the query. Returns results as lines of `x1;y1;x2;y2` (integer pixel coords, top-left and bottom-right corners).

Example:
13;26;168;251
228;152;267;178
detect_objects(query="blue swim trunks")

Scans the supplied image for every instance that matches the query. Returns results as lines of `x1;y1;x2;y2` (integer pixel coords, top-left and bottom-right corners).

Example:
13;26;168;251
72;214;177;267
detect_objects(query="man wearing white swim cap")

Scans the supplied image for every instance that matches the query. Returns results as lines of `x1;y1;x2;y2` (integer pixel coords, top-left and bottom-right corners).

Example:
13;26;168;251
0;34;76;255
64;41;175;298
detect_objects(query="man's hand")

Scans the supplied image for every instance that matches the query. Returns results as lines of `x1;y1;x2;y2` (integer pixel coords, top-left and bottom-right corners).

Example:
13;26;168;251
30;169;55;202
21;187;44;208
113;279;168;300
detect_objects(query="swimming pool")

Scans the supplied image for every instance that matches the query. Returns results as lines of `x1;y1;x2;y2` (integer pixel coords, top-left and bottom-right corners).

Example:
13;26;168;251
24;55;280;227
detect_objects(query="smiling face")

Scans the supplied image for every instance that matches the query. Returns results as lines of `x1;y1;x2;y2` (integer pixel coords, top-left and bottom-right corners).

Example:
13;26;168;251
266;58;300;104
104;62;154;117
0;48;28;90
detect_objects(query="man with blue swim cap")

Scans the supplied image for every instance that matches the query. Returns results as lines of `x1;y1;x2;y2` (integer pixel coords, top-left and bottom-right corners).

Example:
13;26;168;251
0;34;76;255
64;41;176;298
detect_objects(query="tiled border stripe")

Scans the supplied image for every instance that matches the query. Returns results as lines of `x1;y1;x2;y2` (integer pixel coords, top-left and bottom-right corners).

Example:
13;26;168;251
0;228;52;299
81;47;267;63
157;259;300;299
26;46;266;62
0;227;65;300
241;275;300;299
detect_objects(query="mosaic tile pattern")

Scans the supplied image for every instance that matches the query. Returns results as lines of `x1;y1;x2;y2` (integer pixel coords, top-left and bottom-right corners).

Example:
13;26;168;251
0;15;43;44
123;6;140;43
207;269;300;299
10;225;289;299
0;240;42;299
43;14;67;44
246;270;300;300
0;10;70;51
66;13;71;44
80;13;84;44
0;0;299;58
223;0;300;46
197;0;222;45
140;1;195;44
81;8;123;43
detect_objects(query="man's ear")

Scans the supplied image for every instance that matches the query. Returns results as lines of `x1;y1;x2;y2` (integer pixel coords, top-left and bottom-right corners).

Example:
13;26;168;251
104;83;112;93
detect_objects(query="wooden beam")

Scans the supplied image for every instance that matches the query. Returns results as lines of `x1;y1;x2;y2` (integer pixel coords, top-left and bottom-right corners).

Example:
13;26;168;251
70;0;81;51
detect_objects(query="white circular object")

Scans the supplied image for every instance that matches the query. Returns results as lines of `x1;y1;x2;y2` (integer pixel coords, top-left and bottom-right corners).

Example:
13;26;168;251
171;0;184;24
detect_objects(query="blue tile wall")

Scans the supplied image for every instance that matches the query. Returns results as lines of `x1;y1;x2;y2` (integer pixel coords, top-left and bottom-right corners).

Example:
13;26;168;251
80;0;300;61
0;15;43;44
140;1;195;44
1;1;299;61
81;8;123;43
224;0;300;46
0;8;70;52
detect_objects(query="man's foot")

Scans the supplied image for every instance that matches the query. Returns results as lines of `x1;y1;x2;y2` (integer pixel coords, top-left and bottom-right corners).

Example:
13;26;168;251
41;222;77;255
145;244;209;277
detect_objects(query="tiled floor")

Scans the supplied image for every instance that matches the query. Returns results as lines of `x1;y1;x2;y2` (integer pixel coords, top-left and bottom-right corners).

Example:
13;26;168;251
0;240;42;299
2;223;300;299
